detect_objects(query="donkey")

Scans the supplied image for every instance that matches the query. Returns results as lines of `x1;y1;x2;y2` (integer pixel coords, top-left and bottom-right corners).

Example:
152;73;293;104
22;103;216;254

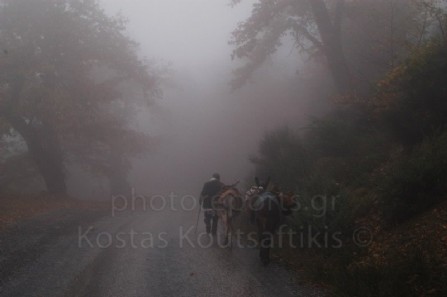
245;177;270;224
251;177;296;265
215;181;244;246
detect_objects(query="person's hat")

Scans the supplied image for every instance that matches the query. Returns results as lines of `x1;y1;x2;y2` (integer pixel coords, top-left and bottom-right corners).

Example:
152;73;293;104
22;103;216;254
212;173;220;180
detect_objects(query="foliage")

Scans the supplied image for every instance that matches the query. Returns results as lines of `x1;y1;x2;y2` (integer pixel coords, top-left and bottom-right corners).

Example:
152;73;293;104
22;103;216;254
376;42;447;145
0;153;41;193
326;203;447;297
250;127;308;191
230;0;352;93
277;108;385;203
338;249;446;297
250;31;447;296
378;131;447;223
230;0;433;95
0;0;161;194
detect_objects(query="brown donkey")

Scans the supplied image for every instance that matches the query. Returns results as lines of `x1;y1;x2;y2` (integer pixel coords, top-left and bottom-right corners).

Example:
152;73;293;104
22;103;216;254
215;182;244;246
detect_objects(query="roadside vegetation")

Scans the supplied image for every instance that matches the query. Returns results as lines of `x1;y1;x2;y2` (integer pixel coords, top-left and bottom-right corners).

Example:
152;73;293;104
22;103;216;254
0;193;108;231
249;37;447;297
0;0;161;198
236;1;447;296
1;1;447;295
0;0;160;230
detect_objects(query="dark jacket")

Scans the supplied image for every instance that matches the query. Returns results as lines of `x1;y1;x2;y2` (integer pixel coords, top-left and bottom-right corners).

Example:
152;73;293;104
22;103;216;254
200;178;223;209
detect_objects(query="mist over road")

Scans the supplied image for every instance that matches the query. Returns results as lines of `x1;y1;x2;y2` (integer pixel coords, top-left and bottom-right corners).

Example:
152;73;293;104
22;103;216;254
0;199;324;297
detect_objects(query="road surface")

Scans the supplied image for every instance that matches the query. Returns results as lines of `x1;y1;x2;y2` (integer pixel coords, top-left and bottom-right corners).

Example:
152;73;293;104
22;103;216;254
0;198;325;297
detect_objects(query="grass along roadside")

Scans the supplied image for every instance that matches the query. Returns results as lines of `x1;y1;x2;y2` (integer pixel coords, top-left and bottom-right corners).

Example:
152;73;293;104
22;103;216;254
0;193;109;231
274;201;447;297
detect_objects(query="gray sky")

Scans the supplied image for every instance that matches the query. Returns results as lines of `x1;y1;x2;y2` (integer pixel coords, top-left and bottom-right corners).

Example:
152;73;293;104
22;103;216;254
91;0;309;196
103;0;253;77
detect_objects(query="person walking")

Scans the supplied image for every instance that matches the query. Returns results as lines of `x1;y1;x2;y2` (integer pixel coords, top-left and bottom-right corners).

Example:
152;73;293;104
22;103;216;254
199;173;224;235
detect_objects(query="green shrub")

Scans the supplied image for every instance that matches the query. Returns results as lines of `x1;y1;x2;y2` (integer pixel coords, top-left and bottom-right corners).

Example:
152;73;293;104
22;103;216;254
250;127;309;191
379;42;447;146
306;110;389;188
337;245;447;297
379;131;447;223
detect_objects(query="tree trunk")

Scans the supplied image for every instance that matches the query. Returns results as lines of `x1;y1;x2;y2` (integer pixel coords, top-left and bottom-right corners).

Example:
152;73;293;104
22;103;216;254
109;170;131;198
107;149;131;198
6;114;67;195
309;0;353;95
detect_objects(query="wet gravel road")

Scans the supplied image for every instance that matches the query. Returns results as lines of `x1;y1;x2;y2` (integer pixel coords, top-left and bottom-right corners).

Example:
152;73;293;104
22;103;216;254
0;205;325;297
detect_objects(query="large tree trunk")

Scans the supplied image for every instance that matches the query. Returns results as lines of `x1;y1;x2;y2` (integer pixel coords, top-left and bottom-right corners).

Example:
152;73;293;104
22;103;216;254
6;114;67;195
107;149;131;198
309;0;353;95
109;169;131;198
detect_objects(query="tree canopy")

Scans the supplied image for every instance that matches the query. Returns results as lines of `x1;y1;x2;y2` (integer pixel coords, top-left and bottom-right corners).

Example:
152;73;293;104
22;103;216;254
230;0;440;96
0;0;161;195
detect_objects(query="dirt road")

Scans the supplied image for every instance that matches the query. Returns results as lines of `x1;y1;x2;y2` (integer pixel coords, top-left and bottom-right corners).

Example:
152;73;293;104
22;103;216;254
0;200;325;297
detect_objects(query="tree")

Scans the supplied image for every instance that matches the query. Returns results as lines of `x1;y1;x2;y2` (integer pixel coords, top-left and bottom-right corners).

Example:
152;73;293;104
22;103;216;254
230;0;352;94
0;0;160;195
250;127;308;190
230;0;439;96
376;42;447;146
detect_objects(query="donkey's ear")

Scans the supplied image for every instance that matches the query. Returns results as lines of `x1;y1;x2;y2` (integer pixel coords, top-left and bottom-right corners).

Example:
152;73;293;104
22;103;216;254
254;177;260;187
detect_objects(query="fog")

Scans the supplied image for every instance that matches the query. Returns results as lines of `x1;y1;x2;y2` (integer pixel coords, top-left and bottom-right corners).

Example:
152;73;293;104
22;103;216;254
91;0;320;196
2;1;446;294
